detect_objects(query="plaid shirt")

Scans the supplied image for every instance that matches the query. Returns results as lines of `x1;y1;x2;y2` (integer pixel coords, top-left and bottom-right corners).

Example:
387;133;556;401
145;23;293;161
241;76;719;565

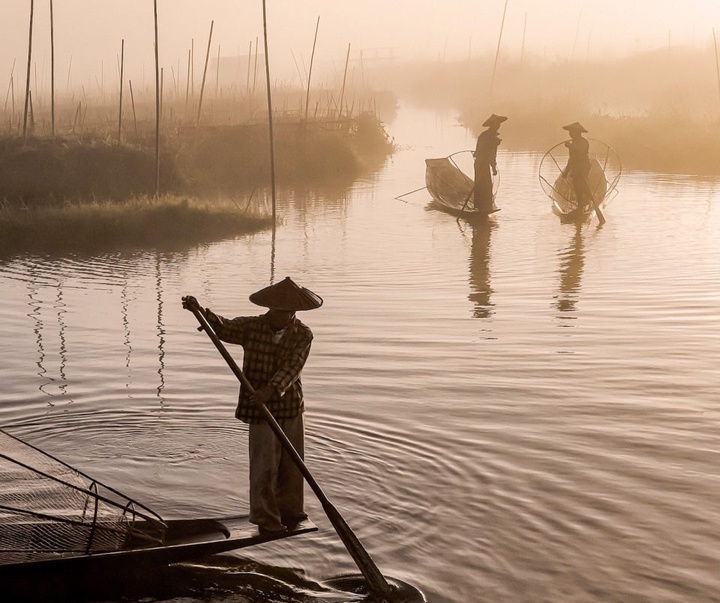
204;309;313;423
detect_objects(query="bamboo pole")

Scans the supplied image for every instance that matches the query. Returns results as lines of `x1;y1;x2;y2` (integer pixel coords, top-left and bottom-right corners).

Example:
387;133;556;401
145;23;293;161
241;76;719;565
246;40;252;95
261;0;276;225
22;0;35;143
196;20;214;127
5;60;16;118
118;39;124;143
153;0;160;197
489;0;508;99
129;79;138;138
338;43;350;119
253;36;259;95
185;48;191;116
215;43;221;98
713;29;720;110
50;0;55;141
66;55;72;92
305;16;320;121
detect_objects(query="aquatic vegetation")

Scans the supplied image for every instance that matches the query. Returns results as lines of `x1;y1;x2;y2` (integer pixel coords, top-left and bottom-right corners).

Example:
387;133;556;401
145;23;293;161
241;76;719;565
0;196;272;256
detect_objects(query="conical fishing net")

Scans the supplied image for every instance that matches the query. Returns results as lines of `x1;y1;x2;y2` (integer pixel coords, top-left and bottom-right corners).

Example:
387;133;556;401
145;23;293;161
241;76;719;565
0;429;166;565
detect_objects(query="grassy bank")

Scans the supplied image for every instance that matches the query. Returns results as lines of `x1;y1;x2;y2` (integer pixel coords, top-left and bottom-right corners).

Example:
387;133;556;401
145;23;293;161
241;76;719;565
0;196;272;257
0;113;395;205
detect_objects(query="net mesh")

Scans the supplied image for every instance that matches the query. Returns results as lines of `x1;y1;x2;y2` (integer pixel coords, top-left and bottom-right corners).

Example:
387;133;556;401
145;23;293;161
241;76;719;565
0;430;163;565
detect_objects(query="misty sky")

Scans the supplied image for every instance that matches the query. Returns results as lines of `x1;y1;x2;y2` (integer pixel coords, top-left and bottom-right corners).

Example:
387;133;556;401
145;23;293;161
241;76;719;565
2;0;720;93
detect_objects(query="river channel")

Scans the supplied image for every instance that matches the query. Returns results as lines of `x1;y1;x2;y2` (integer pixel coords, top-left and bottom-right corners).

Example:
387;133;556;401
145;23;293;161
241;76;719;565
1;103;719;603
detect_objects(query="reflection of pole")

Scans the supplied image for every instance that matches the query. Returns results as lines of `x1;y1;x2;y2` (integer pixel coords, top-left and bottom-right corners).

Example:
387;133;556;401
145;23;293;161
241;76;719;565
261;0;277;225
155;253;166;402
270;223;276;285
489;0;508;99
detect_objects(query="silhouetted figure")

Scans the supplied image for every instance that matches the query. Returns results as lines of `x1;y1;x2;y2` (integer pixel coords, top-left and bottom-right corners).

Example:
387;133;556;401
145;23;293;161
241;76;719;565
473;114;507;214
182;277;323;535
561;122;592;210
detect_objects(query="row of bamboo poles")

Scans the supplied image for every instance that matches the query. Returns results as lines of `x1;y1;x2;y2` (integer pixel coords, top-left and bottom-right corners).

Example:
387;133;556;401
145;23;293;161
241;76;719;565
9;1;369;202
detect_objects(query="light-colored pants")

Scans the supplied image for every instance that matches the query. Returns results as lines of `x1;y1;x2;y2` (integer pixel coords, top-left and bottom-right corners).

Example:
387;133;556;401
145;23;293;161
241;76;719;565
248;413;305;530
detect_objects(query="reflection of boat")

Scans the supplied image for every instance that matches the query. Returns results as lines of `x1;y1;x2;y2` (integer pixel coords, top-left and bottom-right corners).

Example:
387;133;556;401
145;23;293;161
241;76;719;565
0;429;316;599
425;152;499;221
539;139;622;223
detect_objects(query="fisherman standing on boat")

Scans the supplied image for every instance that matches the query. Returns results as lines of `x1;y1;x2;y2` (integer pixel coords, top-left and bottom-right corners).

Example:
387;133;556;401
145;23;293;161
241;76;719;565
182;277;323;535
561;122;592;210
473;113;507;214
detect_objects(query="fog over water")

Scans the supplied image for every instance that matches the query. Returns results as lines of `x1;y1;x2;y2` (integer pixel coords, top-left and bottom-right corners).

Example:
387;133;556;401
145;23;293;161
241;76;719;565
3;1;720;87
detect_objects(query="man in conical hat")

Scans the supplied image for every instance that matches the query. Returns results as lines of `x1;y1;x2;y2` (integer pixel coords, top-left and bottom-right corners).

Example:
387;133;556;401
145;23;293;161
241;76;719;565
473;113;507;215
182;277;322;535
561;121;592;210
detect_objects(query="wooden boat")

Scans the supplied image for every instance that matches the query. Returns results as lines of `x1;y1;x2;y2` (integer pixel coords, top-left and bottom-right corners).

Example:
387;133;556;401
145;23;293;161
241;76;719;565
425;153;499;221
539;140;622;224
0;428;317;599
1;515;316;600
549;158;607;223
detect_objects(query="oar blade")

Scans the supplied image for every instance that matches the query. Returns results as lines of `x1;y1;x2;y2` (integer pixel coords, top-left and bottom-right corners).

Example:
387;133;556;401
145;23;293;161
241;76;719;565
320;499;393;598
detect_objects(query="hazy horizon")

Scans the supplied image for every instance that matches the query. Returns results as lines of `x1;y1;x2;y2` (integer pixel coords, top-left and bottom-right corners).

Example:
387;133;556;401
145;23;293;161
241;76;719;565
3;0;720;97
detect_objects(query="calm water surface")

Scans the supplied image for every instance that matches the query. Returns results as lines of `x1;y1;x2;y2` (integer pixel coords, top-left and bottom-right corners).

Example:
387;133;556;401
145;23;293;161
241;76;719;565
1;105;719;603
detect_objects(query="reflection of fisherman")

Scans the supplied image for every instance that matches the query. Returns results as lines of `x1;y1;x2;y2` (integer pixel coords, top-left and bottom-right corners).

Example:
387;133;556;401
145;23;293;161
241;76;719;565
561;122;592;210
473;114;507;214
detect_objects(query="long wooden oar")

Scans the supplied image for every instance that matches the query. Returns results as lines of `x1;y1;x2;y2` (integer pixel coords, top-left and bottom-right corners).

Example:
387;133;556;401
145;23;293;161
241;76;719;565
183;300;394;600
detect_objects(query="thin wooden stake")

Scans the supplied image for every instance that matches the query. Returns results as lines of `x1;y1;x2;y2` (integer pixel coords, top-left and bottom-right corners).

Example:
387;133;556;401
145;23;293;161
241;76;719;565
50;0;55;141
338;43;350;119
713;28;720;111
261;0;276;224
305;16;320;121
23;0;35;143
153;0;160;198
196;20;214;127
118;39;124;143
215;43;221;98
246;40;252;95
489;0;508;99
129;79;138;138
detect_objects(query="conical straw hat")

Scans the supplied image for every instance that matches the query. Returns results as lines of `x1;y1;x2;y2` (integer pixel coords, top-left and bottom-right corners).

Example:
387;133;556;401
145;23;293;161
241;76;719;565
482;114;508;127
249;277;323;311
562;121;588;133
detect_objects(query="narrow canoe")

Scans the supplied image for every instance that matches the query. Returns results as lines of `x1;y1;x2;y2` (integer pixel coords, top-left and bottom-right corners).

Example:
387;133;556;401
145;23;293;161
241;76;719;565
1;515;317;600
425;156;498;221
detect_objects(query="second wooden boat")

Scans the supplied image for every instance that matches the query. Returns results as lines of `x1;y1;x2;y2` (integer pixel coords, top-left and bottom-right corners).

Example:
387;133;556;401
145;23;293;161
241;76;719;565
425;152;499;221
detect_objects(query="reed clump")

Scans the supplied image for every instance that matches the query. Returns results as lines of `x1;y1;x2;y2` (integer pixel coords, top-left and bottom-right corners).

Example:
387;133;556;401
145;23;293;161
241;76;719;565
0;136;182;204
0;196;272;256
